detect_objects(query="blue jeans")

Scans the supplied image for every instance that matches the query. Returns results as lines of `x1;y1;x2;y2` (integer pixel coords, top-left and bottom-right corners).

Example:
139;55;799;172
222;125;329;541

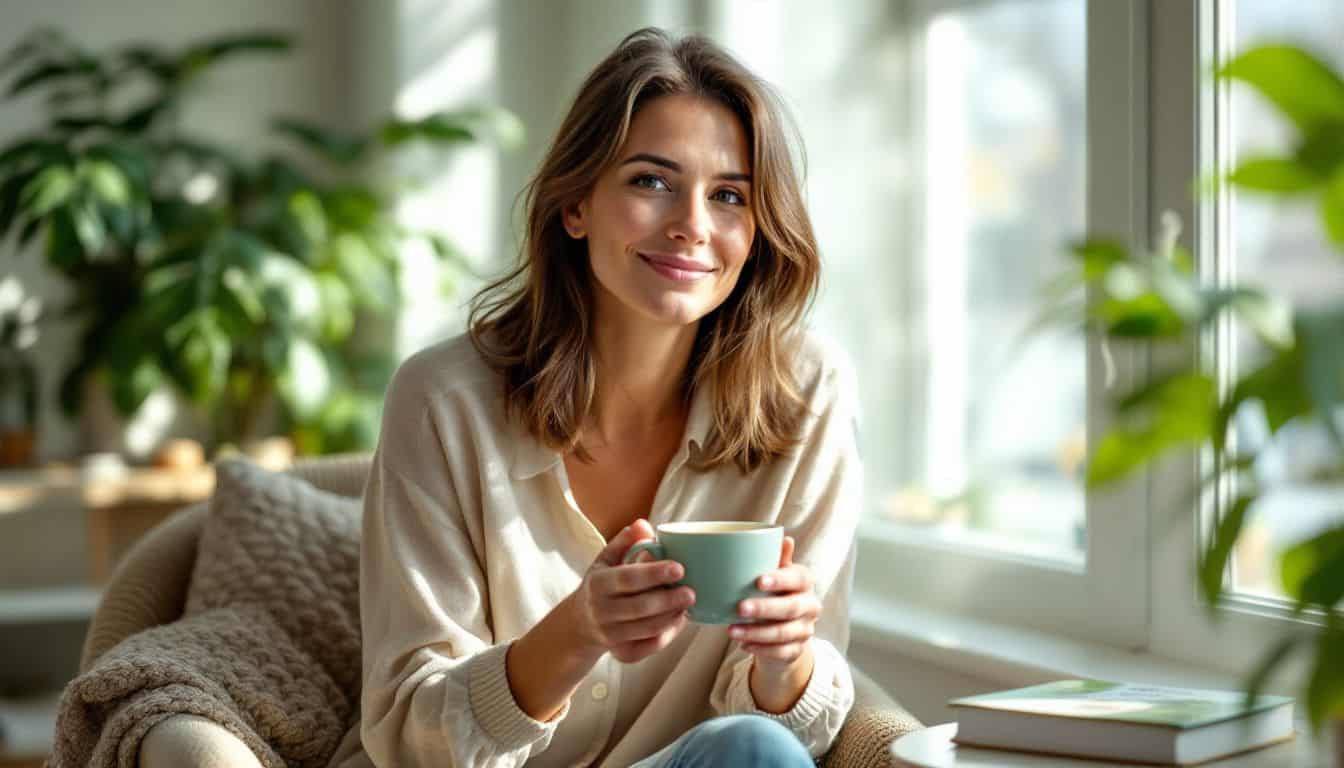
632;715;815;767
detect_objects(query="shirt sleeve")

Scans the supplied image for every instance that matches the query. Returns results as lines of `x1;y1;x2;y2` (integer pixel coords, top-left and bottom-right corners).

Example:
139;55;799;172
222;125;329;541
708;343;861;757
359;363;568;768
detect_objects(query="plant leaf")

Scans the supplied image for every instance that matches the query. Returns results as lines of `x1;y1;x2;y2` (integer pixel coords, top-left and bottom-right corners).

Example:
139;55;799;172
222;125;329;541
18;165;74;217
1321;167;1344;248
1304;620;1344;730
272;117;369;167
1069;238;1129;280
1242;634;1306;714
1227;155;1321;193
1297;309;1344;448
1214;348;1311;455
1280;524;1344;612
1198;492;1256;609
1219;44;1344;131
276;336;332;419
83;159;130;206
6;58;99;98
1087;373;1217;487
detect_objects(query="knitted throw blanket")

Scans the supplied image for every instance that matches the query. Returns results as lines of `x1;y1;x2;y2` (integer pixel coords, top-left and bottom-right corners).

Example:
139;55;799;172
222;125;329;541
50;460;363;768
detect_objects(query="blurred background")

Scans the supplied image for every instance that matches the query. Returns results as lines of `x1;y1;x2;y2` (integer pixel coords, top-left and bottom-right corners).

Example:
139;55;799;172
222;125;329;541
2;1;1343;764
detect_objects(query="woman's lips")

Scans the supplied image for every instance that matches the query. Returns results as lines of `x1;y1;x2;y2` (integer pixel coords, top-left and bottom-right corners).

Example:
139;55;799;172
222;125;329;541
639;252;714;283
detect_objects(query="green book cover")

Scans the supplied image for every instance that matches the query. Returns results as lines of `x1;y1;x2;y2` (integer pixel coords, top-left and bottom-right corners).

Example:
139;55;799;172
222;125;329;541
949;679;1293;729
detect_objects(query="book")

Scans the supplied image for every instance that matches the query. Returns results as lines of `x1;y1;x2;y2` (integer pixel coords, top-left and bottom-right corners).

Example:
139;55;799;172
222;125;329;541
949;679;1295;765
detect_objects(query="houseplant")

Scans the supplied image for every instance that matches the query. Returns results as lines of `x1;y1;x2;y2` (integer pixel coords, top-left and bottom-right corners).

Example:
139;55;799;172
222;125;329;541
1042;42;1344;747
0;27;521;455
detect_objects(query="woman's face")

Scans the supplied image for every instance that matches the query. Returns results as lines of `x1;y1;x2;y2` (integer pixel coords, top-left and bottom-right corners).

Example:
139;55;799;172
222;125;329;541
564;94;756;329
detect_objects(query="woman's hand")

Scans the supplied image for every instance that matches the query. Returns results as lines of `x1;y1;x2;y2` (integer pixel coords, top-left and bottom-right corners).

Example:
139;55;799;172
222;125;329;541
729;536;819;675
729;535;819;712
567;519;696;664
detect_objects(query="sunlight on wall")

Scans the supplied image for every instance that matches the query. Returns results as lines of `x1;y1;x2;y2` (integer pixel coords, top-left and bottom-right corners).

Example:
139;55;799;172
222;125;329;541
924;14;969;499
388;1;499;356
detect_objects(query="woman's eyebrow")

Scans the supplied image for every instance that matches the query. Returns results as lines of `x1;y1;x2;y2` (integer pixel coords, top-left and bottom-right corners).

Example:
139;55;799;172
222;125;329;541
620;152;752;183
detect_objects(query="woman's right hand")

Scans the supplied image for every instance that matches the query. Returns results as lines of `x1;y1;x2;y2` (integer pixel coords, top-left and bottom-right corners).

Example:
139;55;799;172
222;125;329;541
567;519;696;664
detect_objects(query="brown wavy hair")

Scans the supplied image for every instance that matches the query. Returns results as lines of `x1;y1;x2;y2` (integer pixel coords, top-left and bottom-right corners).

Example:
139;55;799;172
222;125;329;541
469;27;820;473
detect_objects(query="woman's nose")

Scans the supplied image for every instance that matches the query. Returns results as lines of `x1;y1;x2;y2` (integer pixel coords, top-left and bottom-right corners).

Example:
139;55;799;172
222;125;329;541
665;192;710;245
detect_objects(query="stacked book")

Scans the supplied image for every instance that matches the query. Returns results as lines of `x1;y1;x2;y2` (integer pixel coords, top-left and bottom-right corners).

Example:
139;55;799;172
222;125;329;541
949;679;1295;765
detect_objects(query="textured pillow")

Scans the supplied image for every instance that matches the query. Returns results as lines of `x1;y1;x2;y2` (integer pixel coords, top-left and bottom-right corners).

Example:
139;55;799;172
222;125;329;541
187;458;363;698
51;459;364;768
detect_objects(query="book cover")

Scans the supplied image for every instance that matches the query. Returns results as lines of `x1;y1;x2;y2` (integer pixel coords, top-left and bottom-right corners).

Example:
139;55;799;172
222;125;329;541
949;679;1293;729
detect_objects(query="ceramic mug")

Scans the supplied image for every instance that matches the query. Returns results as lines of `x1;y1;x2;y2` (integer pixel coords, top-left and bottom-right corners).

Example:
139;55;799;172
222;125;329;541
622;521;783;625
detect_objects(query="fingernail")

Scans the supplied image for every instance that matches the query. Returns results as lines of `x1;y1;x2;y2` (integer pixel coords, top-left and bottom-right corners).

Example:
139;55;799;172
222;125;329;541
740;602;755;616
665;565;682;579
730;627;745;638
760;576;774;589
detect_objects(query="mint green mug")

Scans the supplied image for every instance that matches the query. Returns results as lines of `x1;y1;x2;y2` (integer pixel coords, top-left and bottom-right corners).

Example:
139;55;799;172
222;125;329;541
622;521;784;625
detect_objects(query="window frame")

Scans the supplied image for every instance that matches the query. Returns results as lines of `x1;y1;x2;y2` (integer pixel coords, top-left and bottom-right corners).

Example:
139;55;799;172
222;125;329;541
857;0;1325;674
855;0;1150;649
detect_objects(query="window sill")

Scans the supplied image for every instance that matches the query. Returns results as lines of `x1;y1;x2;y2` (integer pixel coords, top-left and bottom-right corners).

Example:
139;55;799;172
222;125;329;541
850;590;1324;738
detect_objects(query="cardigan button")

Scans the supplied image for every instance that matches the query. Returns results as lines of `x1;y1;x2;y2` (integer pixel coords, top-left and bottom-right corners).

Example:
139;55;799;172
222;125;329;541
591;681;609;701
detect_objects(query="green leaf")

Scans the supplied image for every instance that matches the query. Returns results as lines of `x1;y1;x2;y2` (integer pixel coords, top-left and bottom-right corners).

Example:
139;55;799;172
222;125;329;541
186;32;292;69
1087;373;1217;486
45;207;83;271
1198;493;1256;609
109;356;164;416
1215;348;1311;455
1230;290;1295;349
70;198;107;257
1227;156;1321;193
1304;621;1344;730
83;159;130;206
287;190;329;245
1321;167;1344;248
1296;126;1344;178
257;251;323;331
18;165;74;217
276;336;332;419
118;96;176;133
1297;309;1344;447
6;58;99;98
330;232;397;310
315;272;354;342
221;265;266;323
167;310;230;403
1242;635;1306;714
1280;525;1344;611
1099;292;1187;338
272;117;369;166
1219;44;1344;131
1069;238;1129;280
380;114;475;147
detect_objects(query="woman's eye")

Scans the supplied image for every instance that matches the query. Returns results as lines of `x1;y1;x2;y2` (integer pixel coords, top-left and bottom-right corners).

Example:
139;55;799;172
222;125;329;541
714;188;746;206
632;174;669;191
631;174;746;206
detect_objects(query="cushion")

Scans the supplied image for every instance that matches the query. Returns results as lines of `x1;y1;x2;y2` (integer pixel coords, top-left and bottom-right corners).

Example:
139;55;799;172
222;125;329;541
51;459;363;768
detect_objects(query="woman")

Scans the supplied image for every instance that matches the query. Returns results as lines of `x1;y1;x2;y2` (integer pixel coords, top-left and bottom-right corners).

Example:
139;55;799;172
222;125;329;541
359;26;861;768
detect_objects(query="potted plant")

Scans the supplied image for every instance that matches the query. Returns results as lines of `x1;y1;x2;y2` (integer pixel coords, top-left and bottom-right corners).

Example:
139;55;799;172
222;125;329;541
0;27;521;456
1042;42;1344;756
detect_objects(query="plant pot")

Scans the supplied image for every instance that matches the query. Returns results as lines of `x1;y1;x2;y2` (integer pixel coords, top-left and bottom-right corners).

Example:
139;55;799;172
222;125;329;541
0;346;38;466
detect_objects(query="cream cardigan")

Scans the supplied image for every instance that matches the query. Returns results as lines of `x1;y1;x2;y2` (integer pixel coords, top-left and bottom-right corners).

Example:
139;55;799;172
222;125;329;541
357;332;860;768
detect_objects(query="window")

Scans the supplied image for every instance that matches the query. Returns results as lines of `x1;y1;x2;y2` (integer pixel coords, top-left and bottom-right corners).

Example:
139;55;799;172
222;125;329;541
713;0;1323;669
712;0;1146;645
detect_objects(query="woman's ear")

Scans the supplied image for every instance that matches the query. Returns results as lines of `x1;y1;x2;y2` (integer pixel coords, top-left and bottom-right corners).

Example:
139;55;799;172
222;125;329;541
562;201;587;240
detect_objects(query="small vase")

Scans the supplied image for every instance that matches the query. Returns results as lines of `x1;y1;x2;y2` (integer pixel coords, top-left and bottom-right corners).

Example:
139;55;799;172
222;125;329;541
0;345;38;466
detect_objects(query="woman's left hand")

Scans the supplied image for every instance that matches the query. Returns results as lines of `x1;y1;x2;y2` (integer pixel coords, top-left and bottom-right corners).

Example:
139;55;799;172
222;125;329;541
729;536;819;672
